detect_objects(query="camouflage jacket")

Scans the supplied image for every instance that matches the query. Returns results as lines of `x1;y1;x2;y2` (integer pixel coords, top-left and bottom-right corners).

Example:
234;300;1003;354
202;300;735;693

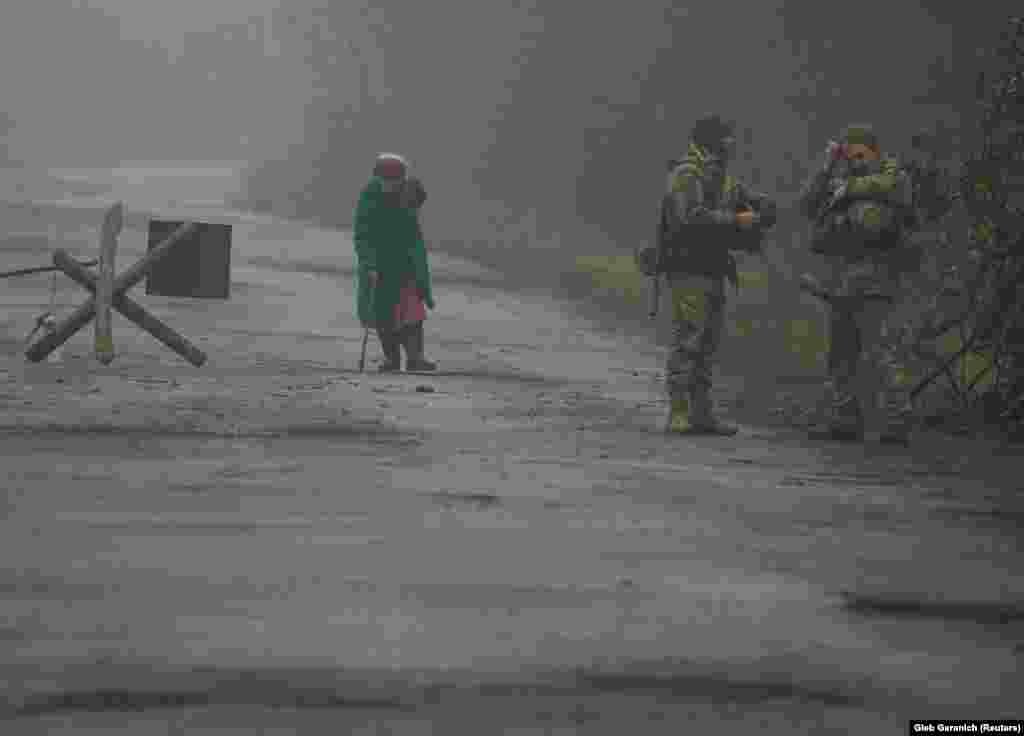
798;157;914;241
798;156;917;299
655;143;775;282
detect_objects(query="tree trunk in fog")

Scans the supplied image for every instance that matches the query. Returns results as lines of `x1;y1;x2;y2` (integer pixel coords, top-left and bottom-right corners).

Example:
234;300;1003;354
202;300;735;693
242;2;1018;273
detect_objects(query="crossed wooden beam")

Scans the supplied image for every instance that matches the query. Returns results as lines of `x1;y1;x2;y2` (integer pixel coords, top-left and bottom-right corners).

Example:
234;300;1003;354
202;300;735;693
25;205;207;367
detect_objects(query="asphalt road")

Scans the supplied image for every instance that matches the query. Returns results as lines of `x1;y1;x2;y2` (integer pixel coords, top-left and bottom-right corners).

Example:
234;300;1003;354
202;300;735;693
1;174;1021;733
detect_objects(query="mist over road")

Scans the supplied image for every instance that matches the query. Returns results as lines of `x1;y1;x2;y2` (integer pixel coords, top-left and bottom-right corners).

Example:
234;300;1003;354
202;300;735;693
2;164;1022;732
2;5;1023;732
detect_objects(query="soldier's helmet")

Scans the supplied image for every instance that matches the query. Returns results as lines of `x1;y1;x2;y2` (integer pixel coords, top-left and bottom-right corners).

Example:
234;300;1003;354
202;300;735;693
839;124;880;151
690;114;736;150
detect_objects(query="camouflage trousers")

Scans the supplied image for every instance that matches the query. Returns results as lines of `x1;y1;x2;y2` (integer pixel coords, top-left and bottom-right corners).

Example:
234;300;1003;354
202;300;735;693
820;256;922;435
825;296;917;436
665;274;726;416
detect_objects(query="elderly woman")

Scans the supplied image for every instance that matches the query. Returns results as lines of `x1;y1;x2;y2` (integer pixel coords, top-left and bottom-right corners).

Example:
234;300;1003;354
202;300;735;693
354;153;436;372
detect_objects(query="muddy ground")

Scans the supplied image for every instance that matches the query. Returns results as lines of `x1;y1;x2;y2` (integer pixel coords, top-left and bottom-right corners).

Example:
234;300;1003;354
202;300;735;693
1;196;1022;734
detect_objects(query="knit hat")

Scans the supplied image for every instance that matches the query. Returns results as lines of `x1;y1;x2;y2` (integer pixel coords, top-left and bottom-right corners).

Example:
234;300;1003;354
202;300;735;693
840;125;880;150
373;153;408;179
690;114;735;149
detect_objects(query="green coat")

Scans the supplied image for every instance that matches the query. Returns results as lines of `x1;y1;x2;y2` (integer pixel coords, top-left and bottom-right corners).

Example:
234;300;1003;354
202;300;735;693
353;176;435;326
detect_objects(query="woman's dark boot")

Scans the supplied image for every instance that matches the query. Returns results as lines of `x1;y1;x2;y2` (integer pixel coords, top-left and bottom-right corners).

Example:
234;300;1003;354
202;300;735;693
376;328;402;372
403;322;436;372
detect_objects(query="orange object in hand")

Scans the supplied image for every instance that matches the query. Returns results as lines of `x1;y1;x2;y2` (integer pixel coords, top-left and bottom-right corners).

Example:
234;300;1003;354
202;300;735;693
735;209;757;228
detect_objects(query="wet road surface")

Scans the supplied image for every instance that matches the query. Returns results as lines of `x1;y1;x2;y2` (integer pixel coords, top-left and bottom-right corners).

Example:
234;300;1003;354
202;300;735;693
2;189;1022;733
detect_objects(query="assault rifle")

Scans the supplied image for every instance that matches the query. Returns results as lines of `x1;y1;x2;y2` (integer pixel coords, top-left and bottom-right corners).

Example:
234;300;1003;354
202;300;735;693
637;242;662;319
639;161;681;319
815;183;847;227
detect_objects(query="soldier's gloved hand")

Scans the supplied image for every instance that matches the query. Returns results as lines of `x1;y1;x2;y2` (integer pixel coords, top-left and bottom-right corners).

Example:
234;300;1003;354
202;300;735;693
736;210;759;229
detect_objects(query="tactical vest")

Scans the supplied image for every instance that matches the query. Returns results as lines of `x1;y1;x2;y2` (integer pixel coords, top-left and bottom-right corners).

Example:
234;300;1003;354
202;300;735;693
658;148;756;281
811;158;908;256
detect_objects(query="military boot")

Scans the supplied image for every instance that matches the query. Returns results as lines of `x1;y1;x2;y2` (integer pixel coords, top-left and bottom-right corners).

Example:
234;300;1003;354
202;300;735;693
376;328;402;373
664;396;693;434
807;395;863;441
688;389;739;436
403;322;437;372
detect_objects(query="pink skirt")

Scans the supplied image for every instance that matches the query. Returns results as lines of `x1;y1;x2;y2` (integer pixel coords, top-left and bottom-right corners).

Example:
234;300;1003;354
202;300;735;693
393;279;427;327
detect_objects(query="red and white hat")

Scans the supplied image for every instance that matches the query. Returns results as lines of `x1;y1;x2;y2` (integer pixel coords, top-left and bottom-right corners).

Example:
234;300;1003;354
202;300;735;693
373;153;408;179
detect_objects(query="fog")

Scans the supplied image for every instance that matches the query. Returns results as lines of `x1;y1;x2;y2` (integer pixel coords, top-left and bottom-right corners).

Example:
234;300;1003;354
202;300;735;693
231;0;1016;276
0;1;298;166
1;1;1018;277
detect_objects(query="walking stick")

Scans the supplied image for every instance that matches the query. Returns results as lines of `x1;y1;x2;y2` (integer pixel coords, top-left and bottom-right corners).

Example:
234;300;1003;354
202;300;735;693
358;326;370;373
358;280;375;373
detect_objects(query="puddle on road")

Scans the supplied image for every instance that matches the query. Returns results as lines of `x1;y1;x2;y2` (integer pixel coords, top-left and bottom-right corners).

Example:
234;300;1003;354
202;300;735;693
421;490;502;509
53;512;320;532
389;452;597;508
0;423;417;459
930;505;1024;528
12;683;413;720
367;367;568;388
576;666;864;708
837;591;1024;625
778;472;908;489
394;579;650;613
0;572;111;602
213;461;306;478
0;421;416;444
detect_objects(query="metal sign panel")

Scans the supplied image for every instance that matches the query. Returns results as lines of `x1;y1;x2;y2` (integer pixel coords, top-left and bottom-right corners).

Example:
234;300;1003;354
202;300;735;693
145;220;231;299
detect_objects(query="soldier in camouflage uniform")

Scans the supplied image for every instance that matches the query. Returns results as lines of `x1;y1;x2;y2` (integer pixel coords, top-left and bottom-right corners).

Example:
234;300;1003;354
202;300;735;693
645;114;776;435
797;125;919;445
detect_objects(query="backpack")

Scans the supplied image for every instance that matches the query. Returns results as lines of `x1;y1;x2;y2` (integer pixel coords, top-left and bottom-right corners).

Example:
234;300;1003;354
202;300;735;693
810;158;911;255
